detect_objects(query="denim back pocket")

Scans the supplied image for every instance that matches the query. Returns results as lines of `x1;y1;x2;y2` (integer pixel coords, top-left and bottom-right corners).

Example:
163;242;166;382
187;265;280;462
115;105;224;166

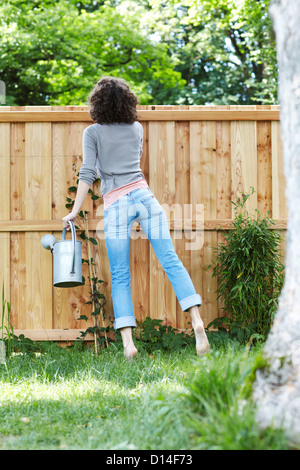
140;190;155;203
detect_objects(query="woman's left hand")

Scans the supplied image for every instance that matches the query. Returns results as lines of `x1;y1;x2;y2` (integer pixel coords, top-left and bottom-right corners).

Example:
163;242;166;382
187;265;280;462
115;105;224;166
62;211;78;230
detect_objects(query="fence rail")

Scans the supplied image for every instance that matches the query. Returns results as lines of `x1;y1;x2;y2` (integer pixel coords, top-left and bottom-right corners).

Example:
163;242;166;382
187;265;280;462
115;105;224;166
0;105;287;341
0;108;280;122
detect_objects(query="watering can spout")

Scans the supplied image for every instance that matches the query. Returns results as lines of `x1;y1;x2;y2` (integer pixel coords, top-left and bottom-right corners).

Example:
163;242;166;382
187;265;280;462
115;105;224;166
41;234;57;252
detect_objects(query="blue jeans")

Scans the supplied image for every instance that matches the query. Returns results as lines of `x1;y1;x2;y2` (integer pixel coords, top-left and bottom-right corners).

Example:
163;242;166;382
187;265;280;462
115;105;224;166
104;187;202;330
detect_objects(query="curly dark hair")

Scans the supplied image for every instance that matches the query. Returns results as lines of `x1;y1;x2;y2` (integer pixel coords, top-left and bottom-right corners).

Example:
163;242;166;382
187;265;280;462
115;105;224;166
87;76;139;124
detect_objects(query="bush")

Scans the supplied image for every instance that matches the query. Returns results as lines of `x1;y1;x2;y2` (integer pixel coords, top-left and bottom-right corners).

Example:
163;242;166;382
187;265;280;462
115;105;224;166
133;317;194;352
208;188;285;341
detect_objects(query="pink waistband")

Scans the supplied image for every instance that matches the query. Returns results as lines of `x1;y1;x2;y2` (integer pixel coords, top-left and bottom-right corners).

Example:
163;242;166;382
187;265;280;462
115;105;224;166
103;179;149;210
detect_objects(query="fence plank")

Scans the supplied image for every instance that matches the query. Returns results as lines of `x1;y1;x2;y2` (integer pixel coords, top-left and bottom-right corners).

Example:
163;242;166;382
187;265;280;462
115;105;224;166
271;105;288;265
0;108;11;312
24;107;52;329
231;106;258;216
271;107;287;219
148;119;176;325
257;114;272;215
190;112;219;326
52;120;75;330
130;110;150;325
174;117;191;329
190;119;206;324
215;108;232;318
9;113;24;328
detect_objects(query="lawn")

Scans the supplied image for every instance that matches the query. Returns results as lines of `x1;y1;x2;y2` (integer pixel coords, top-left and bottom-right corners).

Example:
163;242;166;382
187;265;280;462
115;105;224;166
0;340;294;451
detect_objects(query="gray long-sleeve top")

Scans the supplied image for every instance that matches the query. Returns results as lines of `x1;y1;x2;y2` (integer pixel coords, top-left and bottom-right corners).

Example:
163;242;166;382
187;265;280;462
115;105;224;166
78;121;145;196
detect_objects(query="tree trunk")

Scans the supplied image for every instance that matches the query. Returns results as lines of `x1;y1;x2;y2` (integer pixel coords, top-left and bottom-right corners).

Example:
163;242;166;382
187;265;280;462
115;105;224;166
252;0;300;442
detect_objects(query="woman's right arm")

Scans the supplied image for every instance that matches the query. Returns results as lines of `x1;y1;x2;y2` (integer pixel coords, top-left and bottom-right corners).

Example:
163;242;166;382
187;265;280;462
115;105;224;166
62;126;98;228
62;180;90;228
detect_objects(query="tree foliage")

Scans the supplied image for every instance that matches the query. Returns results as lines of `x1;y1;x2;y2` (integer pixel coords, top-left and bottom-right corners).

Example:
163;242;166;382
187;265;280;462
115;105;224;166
0;0;183;105
0;0;278;105
131;0;278;104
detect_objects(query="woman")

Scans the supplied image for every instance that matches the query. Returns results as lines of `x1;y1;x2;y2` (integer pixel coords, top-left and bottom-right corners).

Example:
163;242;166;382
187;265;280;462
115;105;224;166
62;76;209;359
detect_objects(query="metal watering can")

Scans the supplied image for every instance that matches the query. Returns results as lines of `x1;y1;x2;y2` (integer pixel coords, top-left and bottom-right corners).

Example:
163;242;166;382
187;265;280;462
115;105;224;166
41;221;83;288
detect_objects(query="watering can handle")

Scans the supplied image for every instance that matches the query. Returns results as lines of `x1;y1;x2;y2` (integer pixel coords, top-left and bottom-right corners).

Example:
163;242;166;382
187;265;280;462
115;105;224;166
61;221;76;274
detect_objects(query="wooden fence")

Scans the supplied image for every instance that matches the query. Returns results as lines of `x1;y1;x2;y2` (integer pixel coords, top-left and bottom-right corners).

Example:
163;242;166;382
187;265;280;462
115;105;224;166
0;105;288;342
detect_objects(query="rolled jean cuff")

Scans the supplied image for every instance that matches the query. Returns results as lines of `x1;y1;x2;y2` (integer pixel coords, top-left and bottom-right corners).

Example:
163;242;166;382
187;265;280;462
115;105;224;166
114;316;137;330
179;294;202;312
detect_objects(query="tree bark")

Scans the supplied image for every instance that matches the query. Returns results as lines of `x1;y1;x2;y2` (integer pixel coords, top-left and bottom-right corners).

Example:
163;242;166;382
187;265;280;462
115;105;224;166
252;0;300;442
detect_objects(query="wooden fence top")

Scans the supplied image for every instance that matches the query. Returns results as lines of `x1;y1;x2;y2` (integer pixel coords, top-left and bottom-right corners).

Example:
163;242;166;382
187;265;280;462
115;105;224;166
0;107;280;122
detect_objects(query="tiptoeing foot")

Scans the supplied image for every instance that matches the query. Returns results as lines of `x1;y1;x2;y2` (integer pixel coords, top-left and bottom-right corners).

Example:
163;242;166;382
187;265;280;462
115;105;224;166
189;306;210;356
193;323;210;356
120;327;138;360
124;344;138;360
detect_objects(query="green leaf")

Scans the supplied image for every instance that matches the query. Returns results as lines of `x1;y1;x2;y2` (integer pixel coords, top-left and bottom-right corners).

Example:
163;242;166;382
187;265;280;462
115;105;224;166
78;315;88;321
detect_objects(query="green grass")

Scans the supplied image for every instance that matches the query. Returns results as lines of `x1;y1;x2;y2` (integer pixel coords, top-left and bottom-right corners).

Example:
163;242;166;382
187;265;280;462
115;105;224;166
0;341;295;450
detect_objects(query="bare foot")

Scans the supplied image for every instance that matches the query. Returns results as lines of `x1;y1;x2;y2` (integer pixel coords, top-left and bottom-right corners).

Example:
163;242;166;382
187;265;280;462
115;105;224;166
189;306;210;356
193;323;210;356
120;327;138;360
124;344;138;360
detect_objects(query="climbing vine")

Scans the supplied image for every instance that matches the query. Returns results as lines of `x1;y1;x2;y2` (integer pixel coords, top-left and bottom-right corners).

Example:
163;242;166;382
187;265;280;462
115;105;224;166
65;166;113;352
